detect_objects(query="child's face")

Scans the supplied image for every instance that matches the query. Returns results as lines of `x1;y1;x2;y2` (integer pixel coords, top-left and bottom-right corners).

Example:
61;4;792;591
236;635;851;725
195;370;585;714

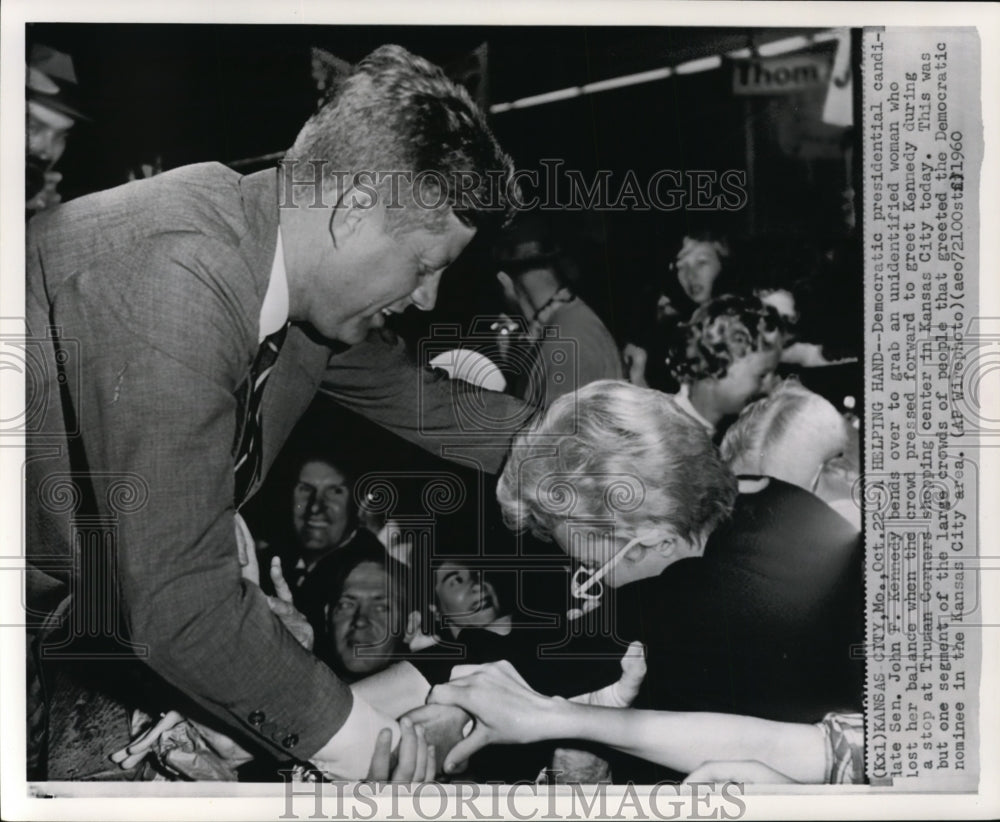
433;563;500;629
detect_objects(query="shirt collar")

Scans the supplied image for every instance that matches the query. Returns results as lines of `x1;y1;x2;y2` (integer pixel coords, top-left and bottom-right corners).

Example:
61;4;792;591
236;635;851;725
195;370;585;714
258;227;289;342
675;383;716;434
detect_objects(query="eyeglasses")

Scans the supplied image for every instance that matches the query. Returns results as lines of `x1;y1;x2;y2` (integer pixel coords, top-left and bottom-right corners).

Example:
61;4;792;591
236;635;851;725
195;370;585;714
567;532;665;621
809;454;859;499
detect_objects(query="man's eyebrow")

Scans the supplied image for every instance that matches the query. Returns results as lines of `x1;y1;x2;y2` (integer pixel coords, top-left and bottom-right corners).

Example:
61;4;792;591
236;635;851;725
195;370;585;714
347;592;389;602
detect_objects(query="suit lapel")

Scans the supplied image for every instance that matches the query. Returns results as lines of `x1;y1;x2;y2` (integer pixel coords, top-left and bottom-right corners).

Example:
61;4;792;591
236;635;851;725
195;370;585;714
259;326;331;474
233;167;335;494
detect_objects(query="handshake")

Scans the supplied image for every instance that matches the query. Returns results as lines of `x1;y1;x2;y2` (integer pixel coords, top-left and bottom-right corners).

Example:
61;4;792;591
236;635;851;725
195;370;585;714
110;515;645;783
351;641;646;782
110;638;646;784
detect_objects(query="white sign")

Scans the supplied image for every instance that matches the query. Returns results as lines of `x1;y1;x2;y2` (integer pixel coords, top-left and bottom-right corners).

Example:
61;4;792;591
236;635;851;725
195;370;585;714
733;53;831;95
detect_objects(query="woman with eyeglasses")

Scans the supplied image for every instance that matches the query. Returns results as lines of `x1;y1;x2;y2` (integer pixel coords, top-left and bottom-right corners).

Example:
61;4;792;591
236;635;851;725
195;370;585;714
721;380;861;531
484;379;863;781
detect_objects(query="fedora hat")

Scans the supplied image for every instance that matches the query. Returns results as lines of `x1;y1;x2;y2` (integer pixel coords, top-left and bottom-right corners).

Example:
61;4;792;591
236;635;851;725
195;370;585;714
27;43;89;122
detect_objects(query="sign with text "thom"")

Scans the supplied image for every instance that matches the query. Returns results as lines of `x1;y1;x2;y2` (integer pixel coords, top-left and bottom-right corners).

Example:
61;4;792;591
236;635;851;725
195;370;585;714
733;53;831;95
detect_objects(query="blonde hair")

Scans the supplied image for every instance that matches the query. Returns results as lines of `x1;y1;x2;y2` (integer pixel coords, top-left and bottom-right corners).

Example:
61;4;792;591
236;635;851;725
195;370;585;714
720;380;841;475
497;380;736;543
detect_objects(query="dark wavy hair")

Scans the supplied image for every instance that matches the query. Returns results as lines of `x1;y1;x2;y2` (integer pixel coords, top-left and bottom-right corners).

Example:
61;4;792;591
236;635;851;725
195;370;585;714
667;294;785;384
661;229;740;314
285;44;518;237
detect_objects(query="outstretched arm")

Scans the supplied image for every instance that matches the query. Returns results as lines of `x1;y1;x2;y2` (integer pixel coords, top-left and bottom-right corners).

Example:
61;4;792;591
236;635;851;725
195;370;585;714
557;704;827;784
321;330;534;473
427;660;830;783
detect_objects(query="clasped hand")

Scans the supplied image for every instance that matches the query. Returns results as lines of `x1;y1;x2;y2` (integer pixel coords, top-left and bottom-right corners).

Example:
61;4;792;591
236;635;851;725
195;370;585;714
417;641;646;774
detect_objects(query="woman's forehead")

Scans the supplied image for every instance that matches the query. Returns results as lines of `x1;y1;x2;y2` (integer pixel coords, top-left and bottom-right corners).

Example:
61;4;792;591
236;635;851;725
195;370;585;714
678;239;720;262
299;460;346;485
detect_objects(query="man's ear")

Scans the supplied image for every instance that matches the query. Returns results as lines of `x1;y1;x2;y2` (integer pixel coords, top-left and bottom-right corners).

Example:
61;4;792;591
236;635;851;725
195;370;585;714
653;531;707;560
329;184;377;248
646;531;686;561
621;529;673;564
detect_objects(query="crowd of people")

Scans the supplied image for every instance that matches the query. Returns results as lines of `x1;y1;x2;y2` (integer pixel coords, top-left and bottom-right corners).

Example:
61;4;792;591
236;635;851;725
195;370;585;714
25;40;864;787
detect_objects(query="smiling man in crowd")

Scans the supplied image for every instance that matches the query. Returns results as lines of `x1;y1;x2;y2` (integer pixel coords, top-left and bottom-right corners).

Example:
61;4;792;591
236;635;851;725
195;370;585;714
266;451;390;654
26;44;521;780
290;455;357;578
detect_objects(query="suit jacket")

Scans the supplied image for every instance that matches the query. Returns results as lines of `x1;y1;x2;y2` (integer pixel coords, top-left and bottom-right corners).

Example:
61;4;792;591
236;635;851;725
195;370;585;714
25;162;527;762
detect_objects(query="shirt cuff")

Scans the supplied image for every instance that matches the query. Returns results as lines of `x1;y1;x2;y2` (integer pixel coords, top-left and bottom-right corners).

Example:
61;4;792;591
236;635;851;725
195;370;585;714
309;692;399;780
350;661;432;721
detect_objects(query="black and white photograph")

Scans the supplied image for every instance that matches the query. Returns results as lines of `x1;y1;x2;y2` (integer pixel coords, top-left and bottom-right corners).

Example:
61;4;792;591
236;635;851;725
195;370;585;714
2;2;997;820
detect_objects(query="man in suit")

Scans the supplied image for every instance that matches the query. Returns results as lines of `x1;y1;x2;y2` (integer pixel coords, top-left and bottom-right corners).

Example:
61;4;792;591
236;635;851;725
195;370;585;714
25;44;522;779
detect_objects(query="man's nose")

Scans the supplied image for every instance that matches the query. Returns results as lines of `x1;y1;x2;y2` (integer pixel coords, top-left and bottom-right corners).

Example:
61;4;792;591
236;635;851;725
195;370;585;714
411;271;443;312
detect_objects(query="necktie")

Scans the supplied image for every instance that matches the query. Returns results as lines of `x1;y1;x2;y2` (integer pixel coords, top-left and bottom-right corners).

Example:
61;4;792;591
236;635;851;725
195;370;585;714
233;324;288;508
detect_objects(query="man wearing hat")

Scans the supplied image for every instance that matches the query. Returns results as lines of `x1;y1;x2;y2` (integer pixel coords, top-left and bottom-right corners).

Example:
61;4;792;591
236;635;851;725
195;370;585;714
495;216;623;408
26;43;88;214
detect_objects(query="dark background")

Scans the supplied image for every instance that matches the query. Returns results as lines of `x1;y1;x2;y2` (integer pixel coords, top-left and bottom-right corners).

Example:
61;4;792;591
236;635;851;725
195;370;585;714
30;23;853;309
27;23;862;573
